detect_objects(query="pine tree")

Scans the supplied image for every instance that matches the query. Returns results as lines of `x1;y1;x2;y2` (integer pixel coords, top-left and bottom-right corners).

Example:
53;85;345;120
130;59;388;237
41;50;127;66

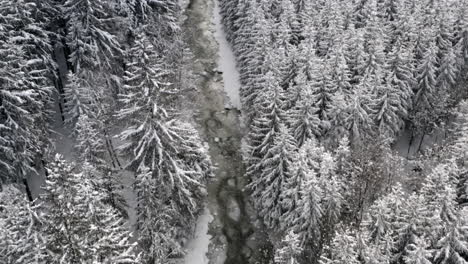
246;70;287;179
386;39;416;116
320;229;360;264
63;72;92;128
433;219;468;264
292;161;323;253
326;40;352;95
340;87;374;143
404;237;433;264
134;166;181;263
40;155;139;263
62;0;122;72
437;47;458;101
289;83;321;146
274;230;303;264
411;41;440;133
75;114;106;166
280;139;316;229
118;30;212;250
0;185;48;263
372;75;407;138
392;193;428;264
250;124;296;229
0;0;53;188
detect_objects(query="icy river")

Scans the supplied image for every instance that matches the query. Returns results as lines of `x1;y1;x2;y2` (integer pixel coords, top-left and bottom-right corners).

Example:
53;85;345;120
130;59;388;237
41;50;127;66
181;0;272;263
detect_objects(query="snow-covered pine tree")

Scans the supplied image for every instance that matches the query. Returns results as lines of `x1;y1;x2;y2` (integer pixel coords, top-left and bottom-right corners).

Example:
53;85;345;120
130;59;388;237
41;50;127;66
320;228;360;264
249;124;296;229
0;0;53;193
236;7;273;116
359;8;387;82
411;41;440;134
289;81;321;147
62;0;122;72
246;70;287;179
218;0;241;42
134;166;181;263
372;73;407;138
280;139;316;229
437;47;458;102
386;39;416;117
291;160;323;258
403;237;433;264
392;193;428;264
318;153;343;244
40;155;139;263
118;31;211;222
75;114;106;166
130;0;180;50
454;1;468;84
433;219;468;264
0;185;48;263
63;71;92;128
340;86;374;143
274;230;303;264
326;39;352;96
315;0;345;57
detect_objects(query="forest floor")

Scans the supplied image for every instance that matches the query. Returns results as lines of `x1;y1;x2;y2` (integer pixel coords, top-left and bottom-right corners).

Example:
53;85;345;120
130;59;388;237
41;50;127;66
181;0;272;263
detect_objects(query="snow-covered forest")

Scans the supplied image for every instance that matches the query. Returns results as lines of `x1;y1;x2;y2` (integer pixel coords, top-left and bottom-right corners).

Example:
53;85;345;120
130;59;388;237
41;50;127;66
218;0;468;263
0;0;213;263
2;0;468;263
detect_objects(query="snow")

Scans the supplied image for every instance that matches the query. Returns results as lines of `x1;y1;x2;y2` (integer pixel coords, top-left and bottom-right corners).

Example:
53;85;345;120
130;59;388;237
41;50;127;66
212;1;242;110
183;207;214;264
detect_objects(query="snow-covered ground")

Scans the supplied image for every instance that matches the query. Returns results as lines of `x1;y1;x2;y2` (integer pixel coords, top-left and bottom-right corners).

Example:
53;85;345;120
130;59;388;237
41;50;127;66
394;127;447;158
212;1;241;110
183;207;214;264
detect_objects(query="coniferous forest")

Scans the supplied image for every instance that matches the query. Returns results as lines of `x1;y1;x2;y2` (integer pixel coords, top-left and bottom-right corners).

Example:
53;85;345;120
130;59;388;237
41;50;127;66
2;0;468;264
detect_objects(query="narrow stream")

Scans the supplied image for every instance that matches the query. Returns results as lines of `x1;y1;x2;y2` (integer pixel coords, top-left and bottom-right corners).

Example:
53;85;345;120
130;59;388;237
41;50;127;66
182;0;272;263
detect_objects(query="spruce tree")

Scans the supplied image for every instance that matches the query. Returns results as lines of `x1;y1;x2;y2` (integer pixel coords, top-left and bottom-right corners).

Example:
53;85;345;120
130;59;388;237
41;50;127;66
250;124;296;229
0;186;48;263
62;0;122;71
40;155;139;263
274;230;303;264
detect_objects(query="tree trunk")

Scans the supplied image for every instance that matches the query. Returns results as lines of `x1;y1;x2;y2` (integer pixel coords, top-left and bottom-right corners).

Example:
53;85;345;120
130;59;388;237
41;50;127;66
22;178;33;202
407;131;414;157
417;133;426;153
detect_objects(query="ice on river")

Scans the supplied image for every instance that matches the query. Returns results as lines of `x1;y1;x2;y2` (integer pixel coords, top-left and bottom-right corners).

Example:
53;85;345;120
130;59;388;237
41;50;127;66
212;0;242;110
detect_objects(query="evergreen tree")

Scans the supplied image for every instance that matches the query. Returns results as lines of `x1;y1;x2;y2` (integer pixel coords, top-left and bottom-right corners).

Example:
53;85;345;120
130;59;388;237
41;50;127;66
411;41;440;133
134;166;181;263
62;0;122;72
246;70;287;179
0;0;53;188
40;155;139;263
292;161;323;255
320;229;360;264
340;87;374;143
403;237;432;264
0;185;48;263
281;139;317;229
372;75;407;138
118;30;212;250
433;219;468;264
386;39;416;116
275;230;303;264
63;72;92;128
437;47;458;101
250;124;296;229
289;83;321;146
